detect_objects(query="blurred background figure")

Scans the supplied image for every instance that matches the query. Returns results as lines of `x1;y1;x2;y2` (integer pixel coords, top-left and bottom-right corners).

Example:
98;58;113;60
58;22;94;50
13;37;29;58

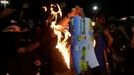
109;16;132;75
93;22;111;75
2;20;21;32
103;25;114;75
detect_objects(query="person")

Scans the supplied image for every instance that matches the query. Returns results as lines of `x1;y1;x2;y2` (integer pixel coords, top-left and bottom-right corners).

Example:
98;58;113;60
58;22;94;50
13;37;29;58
0;2;84;75
93;24;111;75
38;5;84;75
110;19;130;75
17;5;84;75
0;8;17;31
2;20;21;32
125;16;134;75
103;25;114;75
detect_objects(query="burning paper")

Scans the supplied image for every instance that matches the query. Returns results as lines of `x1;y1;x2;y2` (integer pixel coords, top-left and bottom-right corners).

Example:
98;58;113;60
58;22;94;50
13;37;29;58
70;16;99;74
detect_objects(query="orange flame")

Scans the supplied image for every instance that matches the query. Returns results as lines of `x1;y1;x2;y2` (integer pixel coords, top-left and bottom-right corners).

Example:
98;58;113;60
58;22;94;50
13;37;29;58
42;6;47;12
44;4;71;69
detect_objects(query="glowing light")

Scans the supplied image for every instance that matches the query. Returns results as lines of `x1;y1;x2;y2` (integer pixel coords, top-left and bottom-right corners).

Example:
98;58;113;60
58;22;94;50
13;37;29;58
0;0;9;4
120;17;127;21
92;22;95;26
44;4;71;69
93;5;98;11
6;73;9;75
93;39;96;47
0;0;9;8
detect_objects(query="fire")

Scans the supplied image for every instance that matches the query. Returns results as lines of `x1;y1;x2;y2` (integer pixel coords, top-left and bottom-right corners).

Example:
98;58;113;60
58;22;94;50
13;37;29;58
43;4;71;69
42;6;47;12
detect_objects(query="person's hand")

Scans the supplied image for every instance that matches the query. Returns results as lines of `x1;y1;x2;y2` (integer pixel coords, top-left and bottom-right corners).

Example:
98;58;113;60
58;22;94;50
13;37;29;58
56;5;85;29
106;63;111;75
75;6;85;16
68;6;84;17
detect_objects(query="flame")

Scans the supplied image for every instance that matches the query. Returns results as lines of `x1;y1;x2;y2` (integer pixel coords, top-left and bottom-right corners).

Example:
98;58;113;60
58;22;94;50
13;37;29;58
44;4;71;69
42;6;47;12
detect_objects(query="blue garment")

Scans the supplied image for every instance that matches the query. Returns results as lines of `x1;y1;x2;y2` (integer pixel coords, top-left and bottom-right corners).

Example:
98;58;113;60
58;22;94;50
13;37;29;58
95;34;106;69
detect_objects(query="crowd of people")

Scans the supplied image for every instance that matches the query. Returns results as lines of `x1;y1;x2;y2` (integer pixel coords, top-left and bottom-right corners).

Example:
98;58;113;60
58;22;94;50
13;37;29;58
93;16;134;75
0;2;85;75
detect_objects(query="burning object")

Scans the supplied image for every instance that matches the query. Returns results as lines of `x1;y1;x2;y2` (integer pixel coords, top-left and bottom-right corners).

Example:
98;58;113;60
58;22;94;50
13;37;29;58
42;3;98;75
70;16;99;74
42;3;72;73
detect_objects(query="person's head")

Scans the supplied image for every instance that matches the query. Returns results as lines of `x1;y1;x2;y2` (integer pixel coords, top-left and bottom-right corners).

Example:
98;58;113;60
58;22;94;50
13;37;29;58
2;20;21;32
125;16;134;38
2;25;21;32
125;16;134;28
106;16;117;25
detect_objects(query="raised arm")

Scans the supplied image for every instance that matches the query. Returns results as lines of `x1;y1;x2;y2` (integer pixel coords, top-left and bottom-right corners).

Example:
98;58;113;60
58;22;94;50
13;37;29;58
103;28;113;48
58;6;84;28
17;41;40;54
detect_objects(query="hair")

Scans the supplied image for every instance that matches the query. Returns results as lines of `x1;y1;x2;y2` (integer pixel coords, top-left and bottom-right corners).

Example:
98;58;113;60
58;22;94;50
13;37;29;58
125;16;134;39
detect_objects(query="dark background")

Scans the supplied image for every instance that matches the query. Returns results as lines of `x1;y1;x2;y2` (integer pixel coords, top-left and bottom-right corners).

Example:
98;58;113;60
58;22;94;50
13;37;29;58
2;0;133;19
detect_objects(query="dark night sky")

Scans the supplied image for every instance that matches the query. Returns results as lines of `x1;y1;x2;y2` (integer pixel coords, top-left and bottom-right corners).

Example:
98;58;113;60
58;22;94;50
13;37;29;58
3;0;134;19
103;0;133;16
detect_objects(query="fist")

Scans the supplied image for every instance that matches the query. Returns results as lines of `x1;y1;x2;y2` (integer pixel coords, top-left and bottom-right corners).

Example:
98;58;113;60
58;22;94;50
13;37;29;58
68;6;84;17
